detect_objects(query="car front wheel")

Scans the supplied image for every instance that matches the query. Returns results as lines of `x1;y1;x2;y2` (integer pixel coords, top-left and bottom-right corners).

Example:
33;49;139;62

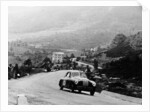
90;90;95;96
60;86;63;90
59;81;64;90
70;83;75;92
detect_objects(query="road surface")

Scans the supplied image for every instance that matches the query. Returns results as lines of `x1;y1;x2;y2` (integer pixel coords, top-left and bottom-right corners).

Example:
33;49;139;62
8;70;142;105
76;61;102;70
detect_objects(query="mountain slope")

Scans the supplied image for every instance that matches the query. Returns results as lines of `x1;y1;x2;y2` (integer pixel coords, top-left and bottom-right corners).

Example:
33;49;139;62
106;31;142;57
9;6;142;50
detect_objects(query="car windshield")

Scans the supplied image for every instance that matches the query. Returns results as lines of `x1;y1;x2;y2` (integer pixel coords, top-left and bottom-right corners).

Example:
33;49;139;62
80;72;87;78
71;72;80;77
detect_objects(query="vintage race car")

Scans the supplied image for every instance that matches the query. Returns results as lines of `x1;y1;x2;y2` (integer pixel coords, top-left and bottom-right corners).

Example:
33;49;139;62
59;70;96;95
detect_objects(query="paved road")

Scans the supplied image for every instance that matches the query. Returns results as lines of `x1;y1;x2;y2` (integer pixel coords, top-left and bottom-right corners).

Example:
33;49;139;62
76;61;102;70
8;70;141;105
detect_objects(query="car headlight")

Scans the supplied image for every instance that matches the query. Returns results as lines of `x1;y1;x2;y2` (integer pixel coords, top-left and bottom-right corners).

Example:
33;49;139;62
92;82;96;87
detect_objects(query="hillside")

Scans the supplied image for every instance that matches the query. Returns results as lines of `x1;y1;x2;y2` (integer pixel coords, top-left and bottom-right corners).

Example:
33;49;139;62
106;32;142;57
100;32;142;98
9;6;142;50
101;31;142;80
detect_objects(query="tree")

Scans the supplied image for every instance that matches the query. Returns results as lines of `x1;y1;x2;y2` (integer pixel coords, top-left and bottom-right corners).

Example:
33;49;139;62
23;58;32;74
70;53;75;58
24;58;32;66
64;55;69;59
43;56;51;64
93;59;98;70
110;34;127;48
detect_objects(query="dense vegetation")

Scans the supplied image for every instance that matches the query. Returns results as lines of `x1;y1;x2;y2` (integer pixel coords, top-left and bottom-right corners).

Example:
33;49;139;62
102;32;142;85
102;53;142;81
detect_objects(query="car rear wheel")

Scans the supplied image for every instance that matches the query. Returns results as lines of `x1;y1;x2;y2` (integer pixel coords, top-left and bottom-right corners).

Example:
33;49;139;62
78;90;82;93
71;89;74;92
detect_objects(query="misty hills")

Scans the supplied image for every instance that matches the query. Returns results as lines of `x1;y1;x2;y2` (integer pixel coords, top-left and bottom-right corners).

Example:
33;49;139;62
9;6;142;50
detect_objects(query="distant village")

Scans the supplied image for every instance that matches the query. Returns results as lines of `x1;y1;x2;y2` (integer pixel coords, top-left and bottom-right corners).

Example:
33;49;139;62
8;39;121;67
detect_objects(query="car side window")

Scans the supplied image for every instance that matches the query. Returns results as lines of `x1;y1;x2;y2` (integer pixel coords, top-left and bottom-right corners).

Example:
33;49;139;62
65;72;71;78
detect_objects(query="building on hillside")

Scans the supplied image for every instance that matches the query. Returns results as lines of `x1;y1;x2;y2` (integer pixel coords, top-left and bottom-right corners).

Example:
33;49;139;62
52;52;65;63
90;47;98;52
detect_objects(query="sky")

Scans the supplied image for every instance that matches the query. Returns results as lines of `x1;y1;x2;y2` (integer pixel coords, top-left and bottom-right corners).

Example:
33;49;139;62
8;6;142;40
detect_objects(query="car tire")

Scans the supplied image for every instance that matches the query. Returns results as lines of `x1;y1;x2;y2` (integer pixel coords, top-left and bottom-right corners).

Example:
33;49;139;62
90;90;95;96
59;80;64;90
71;89;74;92
71;83;75;92
78;90;82;93
60;86;63;90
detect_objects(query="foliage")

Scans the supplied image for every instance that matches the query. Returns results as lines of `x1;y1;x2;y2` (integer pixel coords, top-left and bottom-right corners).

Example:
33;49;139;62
70;53;75;58
24;58;32;66
43;57;51;63
102;52;142;82
106;32;142;58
